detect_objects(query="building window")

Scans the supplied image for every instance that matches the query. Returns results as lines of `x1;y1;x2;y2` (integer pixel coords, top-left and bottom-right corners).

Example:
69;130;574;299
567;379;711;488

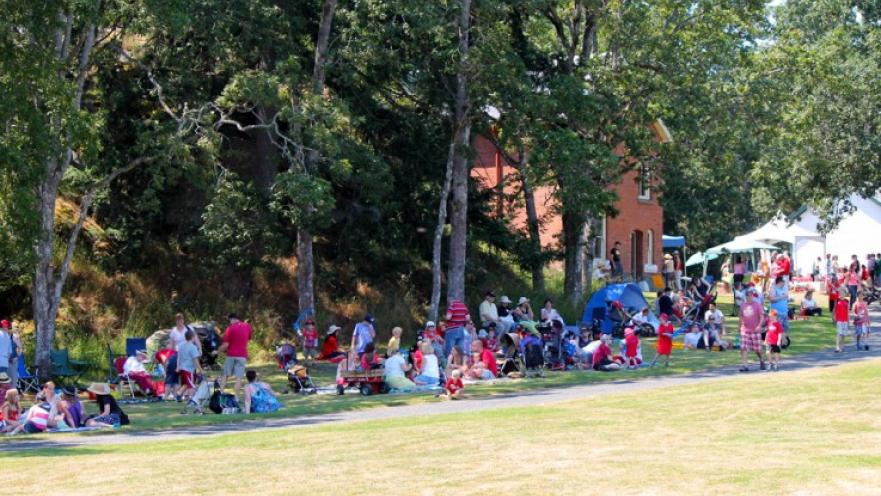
638;165;650;200
646;230;654;265
587;216;606;260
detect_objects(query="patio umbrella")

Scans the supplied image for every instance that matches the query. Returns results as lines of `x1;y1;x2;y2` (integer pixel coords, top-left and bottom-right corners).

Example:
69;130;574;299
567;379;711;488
685;251;718;267
706;239;779;255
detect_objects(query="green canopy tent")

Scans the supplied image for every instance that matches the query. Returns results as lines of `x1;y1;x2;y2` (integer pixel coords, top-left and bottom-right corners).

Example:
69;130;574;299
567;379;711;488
687;239;779;277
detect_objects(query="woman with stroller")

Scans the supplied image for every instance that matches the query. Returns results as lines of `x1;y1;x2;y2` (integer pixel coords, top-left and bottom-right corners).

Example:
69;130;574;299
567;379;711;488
243;370;281;414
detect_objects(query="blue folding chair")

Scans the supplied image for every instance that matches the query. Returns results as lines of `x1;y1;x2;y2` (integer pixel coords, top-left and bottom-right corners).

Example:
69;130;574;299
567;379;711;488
125;338;147;358
17;356;39;394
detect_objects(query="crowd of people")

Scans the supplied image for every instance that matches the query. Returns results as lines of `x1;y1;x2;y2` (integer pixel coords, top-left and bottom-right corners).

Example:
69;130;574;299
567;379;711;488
0;249;876;435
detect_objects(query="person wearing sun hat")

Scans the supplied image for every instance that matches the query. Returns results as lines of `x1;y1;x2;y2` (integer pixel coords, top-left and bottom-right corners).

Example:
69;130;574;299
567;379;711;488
512;297;534;322
0;372;11;403
85;383;129;427
318;325;345;361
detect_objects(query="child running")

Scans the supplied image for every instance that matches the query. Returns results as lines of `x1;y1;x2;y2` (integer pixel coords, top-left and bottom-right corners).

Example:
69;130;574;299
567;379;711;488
764;309;784;371
852;293;870;351
438;369;464;400
834;296;850;353
651;313;674;368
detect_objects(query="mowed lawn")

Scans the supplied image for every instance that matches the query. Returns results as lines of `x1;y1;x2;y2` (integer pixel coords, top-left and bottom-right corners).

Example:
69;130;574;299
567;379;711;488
5;358;881;495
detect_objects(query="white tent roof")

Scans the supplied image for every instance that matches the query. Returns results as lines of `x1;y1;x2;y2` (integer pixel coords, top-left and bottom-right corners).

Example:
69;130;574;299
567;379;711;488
707;238;779;255
737;214;820;244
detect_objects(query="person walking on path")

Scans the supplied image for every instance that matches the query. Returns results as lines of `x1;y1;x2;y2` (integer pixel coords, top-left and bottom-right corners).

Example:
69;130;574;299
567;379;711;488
739;289;766;372
833;297;850;353
215;313;252;400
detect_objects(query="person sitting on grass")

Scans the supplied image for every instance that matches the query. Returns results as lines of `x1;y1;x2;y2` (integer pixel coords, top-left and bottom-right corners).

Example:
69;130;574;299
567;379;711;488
650;313;674;368
383;348;415;390
61;387;84;428
765;309;784;372
683;323;704;351
484;325;499;353
243;370;281;414
412;341;440;386
852;293;870;351
1;388;21;434
446;345;465;377
318;325;346;362
834;296;850;353
85;383;129;428
438;369;464;400
800;290;822;317
592;335;620;372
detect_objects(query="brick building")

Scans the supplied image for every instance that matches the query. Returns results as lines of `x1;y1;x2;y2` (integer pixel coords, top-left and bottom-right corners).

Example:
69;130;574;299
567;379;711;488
471;123;669;279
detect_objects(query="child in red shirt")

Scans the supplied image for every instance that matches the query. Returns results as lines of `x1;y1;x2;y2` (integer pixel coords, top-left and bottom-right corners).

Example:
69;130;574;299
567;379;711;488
439;369;464;400
764;309;784;371
651;313;675;368
827;280;839;314
624;327;640;369
834;297;850;353
301;321;319;365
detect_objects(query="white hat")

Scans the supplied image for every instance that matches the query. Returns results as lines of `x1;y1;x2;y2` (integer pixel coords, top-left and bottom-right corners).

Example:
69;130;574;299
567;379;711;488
518;296;529;305
326;325;341;336
425;321;436;328
499;296;512;304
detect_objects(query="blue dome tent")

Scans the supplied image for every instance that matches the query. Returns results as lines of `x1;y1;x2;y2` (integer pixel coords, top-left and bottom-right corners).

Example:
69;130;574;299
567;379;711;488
581;283;658;334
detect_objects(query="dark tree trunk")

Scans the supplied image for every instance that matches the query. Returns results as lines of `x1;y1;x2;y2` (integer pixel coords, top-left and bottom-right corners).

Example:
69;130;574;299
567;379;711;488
563;209;588;307
521;170;545;293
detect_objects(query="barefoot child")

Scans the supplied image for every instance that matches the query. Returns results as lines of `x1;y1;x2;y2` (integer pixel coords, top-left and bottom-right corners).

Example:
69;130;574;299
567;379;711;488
834;296;850;353
301;319;319;365
853;293;870;351
765;309;784;371
651;313;674;367
439;369;464;400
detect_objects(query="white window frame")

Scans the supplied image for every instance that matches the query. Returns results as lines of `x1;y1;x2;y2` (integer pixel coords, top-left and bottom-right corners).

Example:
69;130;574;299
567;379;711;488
638;165;651;200
646;229;654;265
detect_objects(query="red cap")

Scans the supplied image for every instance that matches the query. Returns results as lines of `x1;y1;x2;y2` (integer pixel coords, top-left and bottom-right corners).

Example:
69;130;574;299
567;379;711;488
659;313;669;320
0;320;8;329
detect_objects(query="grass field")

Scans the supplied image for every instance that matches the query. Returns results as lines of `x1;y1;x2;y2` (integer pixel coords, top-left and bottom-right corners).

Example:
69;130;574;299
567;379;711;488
3;294;840;437
4;357;880;495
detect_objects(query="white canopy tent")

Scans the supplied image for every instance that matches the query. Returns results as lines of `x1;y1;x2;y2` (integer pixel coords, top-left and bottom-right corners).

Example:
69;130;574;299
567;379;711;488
736;213;823;274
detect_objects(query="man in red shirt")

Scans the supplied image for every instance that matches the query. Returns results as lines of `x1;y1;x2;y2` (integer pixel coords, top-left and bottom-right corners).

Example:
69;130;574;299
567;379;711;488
216;313;253;399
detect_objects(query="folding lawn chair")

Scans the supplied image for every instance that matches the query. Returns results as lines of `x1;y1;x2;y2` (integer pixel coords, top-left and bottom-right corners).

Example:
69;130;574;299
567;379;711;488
50;349;87;386
16;356;40;394
113;356;139;399
125;338;147;358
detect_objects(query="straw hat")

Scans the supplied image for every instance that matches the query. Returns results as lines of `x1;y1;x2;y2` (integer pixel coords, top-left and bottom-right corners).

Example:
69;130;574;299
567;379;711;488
518;296;530;305
86;383;112;395
0;372;10;384
664;253;673;260
499;296;512;304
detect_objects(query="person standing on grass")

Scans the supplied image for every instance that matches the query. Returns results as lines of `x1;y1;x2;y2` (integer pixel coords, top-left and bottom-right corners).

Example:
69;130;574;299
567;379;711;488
0;321;11;375
651;313;674;368
352;314;376;358
611;241;623;279
444;299;470;358
738;289;766;372
846;266;860;309
764;310;784;371
852;293;870;351
769;276;790;335
215;313;252;399
176;330;202;401
834;296;850;353
673;250;684;291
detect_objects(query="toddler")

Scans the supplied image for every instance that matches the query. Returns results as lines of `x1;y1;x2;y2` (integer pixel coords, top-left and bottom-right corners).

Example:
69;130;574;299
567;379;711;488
764;309;784;371
624;327;640;369
439;369;464;400
853;294;870;351
650;313;674;368
301;319;319;364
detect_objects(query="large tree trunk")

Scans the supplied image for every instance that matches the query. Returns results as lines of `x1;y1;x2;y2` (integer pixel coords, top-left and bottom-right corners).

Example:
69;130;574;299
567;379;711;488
33;20;96;379
297;0;338;315
446;0;472;302
429;142;457;322
562;209;588;307
520;168;545;293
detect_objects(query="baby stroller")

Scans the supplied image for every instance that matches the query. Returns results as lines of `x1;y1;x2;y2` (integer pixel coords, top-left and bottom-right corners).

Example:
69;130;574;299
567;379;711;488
522;336;545;378
499;332;523;376
181;377;212;415
541;322;567;370
276;342;298;371
286;364;317;395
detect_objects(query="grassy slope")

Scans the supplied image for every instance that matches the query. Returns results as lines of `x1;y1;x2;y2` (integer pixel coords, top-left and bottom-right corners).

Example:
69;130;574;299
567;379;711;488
4;358;880;495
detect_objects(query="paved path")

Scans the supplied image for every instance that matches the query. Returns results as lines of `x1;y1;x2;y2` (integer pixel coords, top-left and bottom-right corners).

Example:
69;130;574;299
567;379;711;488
4;310;881;452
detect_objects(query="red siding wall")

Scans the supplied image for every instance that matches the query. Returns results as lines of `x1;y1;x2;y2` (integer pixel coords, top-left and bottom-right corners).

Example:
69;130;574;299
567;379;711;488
471;135;663;272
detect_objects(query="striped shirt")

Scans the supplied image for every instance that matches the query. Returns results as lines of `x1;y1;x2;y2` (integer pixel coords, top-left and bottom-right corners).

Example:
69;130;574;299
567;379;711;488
446;300;470;328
